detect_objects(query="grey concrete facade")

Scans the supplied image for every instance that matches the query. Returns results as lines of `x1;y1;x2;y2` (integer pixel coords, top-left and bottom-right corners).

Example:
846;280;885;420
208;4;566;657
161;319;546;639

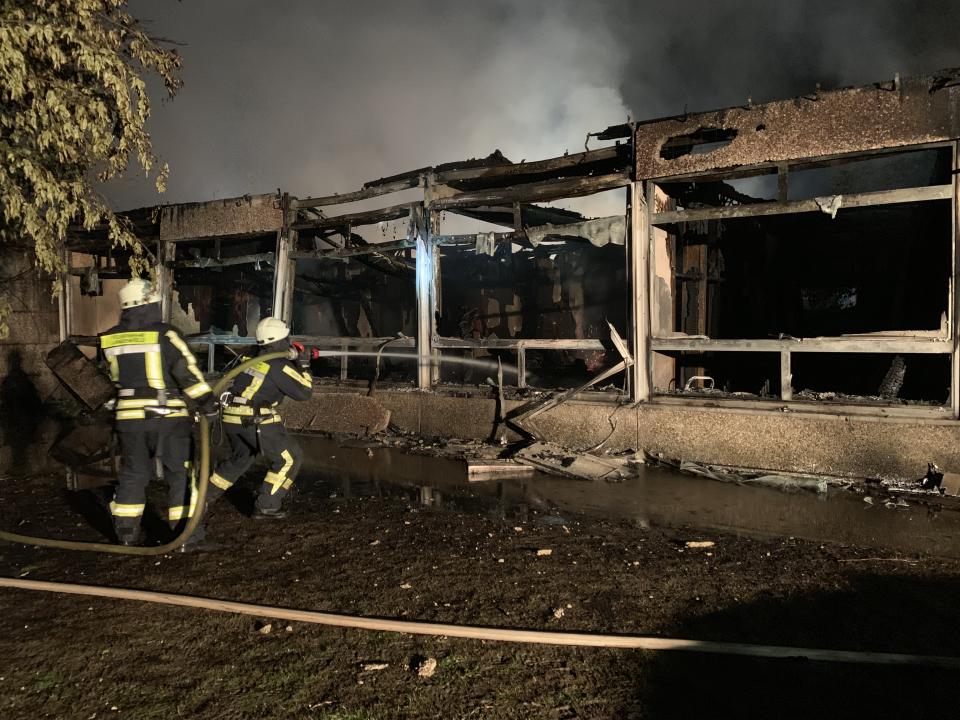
284;387;960;482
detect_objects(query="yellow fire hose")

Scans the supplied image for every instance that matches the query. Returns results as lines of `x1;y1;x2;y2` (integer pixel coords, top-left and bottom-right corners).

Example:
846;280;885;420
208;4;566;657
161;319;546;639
0;351;291;555
1;577;959;668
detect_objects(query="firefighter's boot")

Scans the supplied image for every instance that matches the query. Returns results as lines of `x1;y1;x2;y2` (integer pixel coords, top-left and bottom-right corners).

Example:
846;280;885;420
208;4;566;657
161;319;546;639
252;506;287;520
115;523;143;547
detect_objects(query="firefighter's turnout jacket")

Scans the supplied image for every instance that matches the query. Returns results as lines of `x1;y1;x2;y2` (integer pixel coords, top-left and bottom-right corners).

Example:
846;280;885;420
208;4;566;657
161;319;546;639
100;304;213;539
210;350;312;511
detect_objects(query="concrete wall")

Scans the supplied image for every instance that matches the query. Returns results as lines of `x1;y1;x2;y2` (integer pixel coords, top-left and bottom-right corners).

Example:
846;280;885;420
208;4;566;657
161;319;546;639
286;386;960;481
0;247;65;403
0;247;80;473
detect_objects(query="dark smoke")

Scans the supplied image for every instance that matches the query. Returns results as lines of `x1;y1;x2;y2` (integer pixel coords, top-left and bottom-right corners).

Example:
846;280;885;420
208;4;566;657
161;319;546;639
611;0;960;116
107;0;960;210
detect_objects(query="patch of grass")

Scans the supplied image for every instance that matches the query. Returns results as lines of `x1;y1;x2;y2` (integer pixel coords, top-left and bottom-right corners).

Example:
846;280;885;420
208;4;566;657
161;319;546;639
32;670;63;692
433;652;484;683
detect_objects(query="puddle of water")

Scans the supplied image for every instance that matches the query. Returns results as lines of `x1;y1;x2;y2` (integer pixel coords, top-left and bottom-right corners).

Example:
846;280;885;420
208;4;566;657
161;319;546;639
299;436;960;559
8;421;960;559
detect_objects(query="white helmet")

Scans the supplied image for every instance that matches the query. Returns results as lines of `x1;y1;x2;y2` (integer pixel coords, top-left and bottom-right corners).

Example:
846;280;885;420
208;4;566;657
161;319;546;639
255;317;290;345
118;278;161;309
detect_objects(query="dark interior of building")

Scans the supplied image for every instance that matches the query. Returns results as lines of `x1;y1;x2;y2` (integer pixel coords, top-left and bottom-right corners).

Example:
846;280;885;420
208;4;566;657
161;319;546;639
654;147;954;404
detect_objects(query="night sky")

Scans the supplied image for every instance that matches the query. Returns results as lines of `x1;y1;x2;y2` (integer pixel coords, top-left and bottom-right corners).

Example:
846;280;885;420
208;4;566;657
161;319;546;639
106;0;960;210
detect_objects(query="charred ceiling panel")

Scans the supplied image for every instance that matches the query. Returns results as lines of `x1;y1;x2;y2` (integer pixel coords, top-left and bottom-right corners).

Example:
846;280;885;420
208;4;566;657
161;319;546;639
635;70;960;179
159;193;282;242
67;205;159;255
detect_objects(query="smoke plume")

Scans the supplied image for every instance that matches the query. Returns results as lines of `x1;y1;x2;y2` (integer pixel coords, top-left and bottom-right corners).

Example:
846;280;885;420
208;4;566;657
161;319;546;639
108;0;960;210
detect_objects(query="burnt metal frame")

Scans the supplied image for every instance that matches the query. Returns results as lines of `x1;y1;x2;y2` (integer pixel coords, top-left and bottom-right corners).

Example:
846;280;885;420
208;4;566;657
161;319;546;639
62;150;958;420
281;154;633;390
282;192;428;387
63;148;635;388
641;141;958;418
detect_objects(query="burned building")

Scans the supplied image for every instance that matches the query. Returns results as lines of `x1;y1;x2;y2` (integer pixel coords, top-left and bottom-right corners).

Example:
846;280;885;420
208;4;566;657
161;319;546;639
39;68;960;480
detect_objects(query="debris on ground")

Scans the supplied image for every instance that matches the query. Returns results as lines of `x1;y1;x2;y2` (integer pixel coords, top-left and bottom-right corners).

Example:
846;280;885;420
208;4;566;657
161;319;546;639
748;475;829;494
504;326;632;444
920;463;944;491
5;453;960;719
359;662;389;672
256;622;273;635
467;460;535;482
552;607;565;620
918;463;960;497
536;548;553;556
410;656;437;678
943;473;960;497
644;452;832;494
513;442;638;481
685;541;715;549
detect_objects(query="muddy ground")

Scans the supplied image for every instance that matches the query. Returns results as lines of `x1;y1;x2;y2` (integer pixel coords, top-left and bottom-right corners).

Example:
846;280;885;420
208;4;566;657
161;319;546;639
1;456;960;720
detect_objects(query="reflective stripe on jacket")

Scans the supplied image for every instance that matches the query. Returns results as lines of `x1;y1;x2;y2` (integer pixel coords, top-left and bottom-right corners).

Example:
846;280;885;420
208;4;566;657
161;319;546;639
222;355;312;425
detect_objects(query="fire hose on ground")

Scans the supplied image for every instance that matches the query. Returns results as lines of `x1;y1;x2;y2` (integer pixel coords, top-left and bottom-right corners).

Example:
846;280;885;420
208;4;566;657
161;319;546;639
0;577;958;668
1;353;959;668
0;351;291;555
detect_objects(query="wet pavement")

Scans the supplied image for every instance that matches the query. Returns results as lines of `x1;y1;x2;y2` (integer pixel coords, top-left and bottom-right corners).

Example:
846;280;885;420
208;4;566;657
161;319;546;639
297;435;960;558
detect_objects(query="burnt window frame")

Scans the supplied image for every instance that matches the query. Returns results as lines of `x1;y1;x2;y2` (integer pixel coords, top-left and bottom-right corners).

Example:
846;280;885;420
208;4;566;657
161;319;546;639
643;141;958;419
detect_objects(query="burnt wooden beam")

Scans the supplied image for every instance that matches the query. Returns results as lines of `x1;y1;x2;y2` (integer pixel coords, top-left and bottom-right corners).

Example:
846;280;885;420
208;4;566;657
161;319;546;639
364;152;513;190
67;267;129;278
594;123;633;141
430;171;632;212
449;203;585;229
291;203;413;231
293;177;421;209
434;146;625;184
294;148;628;212
652;184;952;225
175;252;275;269
434;231;526;247
290;239;416;260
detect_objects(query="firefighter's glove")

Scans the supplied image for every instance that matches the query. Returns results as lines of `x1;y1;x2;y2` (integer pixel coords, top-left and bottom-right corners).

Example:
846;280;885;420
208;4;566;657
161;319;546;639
198;396;220;418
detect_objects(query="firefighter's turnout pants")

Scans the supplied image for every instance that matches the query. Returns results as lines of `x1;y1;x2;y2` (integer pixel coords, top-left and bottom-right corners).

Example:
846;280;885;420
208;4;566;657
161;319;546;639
209;408;302;511
113;417;199;541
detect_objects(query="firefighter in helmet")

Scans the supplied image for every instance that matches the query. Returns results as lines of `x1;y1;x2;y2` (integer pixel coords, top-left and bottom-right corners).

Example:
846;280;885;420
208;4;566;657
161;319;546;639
207;317;312;519
100;278;218;548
